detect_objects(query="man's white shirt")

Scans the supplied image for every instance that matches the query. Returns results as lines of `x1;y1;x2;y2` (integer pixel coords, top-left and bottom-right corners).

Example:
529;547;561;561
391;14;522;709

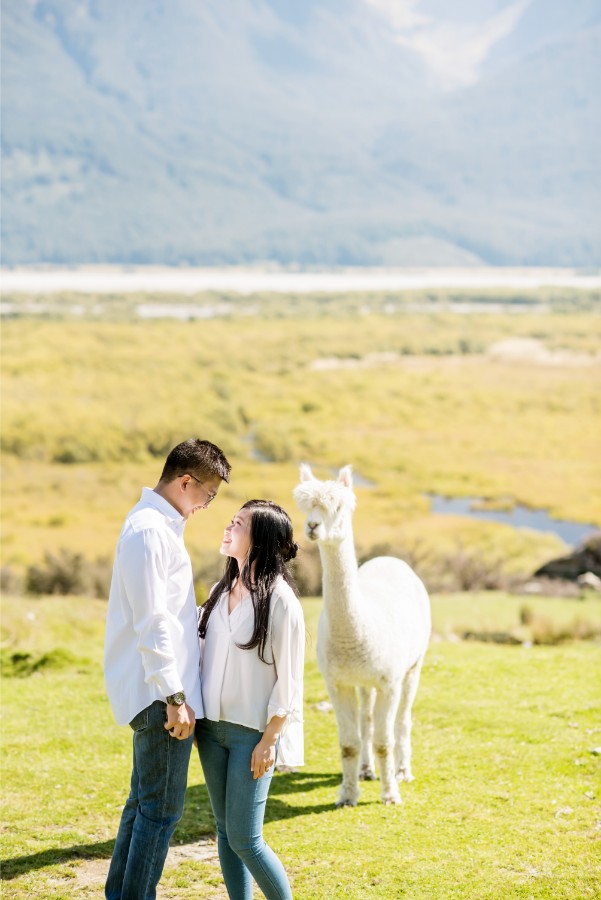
104;487;204;726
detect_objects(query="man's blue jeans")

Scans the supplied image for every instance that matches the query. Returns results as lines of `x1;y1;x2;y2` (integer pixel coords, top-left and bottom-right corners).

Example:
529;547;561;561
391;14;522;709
196;718;292;900
105;700;193;900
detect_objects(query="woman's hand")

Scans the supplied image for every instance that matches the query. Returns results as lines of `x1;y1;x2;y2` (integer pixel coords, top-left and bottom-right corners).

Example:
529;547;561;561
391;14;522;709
251;715;285;779
251;738;277;780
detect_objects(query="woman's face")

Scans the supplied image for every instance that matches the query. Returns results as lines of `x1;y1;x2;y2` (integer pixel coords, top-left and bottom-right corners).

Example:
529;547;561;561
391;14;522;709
220;507;252;565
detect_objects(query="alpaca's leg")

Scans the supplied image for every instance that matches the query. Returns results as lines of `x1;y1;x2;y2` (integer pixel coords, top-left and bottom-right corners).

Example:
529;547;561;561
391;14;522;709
394;658;424;783
359;687;376;781
373;686;402;805
328;683;361;807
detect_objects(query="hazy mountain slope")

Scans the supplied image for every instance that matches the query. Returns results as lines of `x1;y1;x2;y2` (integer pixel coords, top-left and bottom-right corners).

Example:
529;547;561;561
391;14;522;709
1;0;599;266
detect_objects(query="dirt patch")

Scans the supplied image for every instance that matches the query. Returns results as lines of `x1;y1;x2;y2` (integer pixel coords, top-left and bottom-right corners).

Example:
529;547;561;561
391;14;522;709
72;837;221;896
488;338;600;367
166;838;219;866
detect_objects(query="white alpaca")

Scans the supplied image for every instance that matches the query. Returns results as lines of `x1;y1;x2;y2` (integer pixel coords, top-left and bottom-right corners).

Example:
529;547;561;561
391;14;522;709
293;465;431;806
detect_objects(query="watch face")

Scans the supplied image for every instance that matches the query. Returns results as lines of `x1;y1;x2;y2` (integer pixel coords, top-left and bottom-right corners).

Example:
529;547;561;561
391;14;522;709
168;692;186;706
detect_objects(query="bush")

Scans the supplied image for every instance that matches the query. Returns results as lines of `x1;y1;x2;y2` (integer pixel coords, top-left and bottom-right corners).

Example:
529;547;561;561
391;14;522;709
529;614;601;645
291;545;323;597
358;539;432;578
253;426;294;463
1;647;88;677
25;550;113;598
0;566;23;595
437;544;511;592
357;539;521;594
519;604;534;625
462;608;601;646
52;441;99;464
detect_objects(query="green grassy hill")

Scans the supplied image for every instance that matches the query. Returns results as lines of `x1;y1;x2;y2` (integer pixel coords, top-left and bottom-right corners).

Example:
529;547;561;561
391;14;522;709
1;593;600;898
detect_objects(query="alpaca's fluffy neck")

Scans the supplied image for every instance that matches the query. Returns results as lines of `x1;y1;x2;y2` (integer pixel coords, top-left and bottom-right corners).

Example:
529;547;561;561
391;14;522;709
318;525;364;640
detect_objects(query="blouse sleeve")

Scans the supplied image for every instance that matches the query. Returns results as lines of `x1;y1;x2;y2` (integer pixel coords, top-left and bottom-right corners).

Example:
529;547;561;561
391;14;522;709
267;590;305;730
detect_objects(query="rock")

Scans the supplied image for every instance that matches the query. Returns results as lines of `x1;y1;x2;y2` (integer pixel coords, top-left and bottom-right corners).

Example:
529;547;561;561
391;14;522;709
554;806;573;818
522;581;543;594
534;533;601;581
577;571;601;592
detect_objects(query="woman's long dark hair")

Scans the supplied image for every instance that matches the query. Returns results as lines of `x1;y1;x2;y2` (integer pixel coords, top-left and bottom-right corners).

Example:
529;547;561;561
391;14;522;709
198;500;299;663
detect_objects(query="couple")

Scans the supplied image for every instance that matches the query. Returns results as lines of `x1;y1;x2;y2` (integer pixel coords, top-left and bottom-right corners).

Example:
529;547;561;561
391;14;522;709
103;439;305;900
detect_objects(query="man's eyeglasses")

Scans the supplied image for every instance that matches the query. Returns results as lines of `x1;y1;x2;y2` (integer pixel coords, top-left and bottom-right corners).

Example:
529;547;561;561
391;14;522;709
179;474;217;507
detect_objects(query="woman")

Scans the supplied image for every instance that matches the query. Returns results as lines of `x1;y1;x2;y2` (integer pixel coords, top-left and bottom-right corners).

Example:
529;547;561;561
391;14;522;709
197;499;305;900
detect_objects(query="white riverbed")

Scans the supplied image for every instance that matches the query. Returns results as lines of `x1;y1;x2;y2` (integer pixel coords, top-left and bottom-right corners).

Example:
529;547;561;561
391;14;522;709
1;266;600;295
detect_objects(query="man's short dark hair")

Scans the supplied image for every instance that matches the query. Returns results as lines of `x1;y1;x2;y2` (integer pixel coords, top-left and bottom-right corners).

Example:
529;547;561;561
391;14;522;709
160;439;231;484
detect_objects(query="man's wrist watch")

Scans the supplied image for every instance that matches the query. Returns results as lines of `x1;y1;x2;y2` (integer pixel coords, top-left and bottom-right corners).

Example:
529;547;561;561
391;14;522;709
166;692;186;706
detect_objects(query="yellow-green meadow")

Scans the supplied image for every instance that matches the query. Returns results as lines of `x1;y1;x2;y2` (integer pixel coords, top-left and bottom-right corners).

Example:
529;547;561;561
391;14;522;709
1;290;601;898
2;293;600;590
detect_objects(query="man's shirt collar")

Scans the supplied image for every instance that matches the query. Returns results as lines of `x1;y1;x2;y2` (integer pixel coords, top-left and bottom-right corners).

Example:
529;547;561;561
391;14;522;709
140;486;185;527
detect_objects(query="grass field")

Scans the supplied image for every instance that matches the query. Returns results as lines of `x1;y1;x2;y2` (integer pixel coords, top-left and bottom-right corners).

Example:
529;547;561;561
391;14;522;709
2;592;600;899
2;295;600;592
1;291;600;895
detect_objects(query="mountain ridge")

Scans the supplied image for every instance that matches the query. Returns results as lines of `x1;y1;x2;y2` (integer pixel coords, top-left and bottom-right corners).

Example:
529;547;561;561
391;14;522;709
1;0;599;266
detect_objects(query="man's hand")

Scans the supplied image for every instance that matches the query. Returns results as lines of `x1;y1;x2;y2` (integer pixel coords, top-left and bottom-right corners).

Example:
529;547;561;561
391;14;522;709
164;702;195;740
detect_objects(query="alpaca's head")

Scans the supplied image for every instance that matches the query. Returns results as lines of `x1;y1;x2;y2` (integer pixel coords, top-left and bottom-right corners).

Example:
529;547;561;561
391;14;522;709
293;464;356;544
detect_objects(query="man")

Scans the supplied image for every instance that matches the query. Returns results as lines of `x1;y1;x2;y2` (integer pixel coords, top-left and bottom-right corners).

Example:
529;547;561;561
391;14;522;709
104;438;231;900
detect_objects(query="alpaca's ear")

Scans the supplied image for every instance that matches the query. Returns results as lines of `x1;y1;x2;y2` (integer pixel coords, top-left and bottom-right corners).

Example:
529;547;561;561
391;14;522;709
338;465;353;488
299;463;315;482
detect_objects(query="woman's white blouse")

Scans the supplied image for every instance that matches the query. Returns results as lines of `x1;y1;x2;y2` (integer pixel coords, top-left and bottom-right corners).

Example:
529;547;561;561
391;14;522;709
200;576;305;766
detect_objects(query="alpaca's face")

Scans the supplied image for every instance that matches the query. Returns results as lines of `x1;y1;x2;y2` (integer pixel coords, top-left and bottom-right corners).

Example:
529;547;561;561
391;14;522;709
293;467;356;544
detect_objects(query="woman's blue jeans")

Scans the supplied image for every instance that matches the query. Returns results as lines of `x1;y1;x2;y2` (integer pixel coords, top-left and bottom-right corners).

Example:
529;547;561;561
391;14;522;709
196;718;292;900
105;700;194;900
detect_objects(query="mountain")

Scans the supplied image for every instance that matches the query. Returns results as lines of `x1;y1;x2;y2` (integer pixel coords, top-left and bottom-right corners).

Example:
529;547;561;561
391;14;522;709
1;0;600;266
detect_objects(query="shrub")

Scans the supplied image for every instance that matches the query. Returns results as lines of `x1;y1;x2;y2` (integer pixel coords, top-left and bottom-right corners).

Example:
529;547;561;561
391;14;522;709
291;545;323;597
519;604;534;625
358;539;519;594
358;539;432;578
253;426;294;463
52;441;99;464
438;544;510;592
1;647;87;677
25;549;113;598
26;550;90;595
0;566;24;595
1;650;35;677
462;611;601;646
529;614;601;645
